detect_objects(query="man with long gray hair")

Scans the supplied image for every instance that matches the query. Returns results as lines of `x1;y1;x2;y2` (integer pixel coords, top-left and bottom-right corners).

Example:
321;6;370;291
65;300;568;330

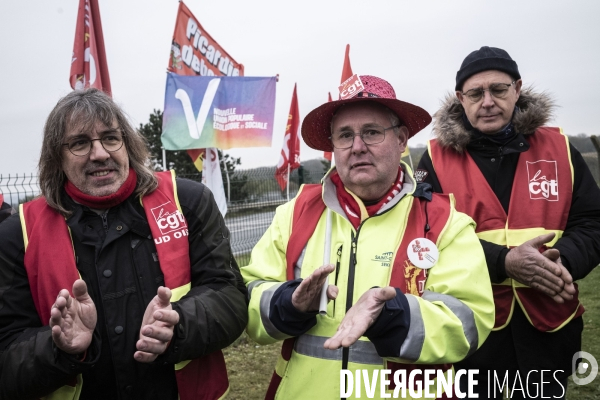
0;88;248;400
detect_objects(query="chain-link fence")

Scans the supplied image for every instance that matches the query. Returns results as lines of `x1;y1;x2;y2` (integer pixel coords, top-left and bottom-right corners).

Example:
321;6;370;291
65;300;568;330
0;165;329;267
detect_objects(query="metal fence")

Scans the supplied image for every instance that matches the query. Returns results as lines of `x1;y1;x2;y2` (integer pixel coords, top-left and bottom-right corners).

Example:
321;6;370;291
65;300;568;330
3;147;598;267
0;166;329;267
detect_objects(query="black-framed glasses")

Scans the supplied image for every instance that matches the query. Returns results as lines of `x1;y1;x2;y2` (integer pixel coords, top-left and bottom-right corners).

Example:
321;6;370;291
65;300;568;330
461;81;516;103
62;133;125;156
329;125;398;149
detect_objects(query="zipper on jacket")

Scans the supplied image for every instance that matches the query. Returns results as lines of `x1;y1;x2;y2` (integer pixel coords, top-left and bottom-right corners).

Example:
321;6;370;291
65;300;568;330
100;210;109;232
341;231;358;374
334;245;343;286
333;245;343;316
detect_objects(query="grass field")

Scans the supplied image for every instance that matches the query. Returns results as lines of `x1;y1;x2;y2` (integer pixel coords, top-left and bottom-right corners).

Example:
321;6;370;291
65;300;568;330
223;267;600;399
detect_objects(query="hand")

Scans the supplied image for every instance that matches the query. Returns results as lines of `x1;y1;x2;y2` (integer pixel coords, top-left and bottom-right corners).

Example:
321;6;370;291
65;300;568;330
291;264;338;313
134;286;180;363
541;248;576;303
505;233;570;303
323;286;396;349
50;279;97;355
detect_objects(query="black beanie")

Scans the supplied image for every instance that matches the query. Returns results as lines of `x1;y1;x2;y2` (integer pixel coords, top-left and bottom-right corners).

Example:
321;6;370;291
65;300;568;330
455;46;521;90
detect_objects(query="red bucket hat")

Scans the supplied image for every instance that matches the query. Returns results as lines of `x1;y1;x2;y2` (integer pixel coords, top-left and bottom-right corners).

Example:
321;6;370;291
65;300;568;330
301;75;432;152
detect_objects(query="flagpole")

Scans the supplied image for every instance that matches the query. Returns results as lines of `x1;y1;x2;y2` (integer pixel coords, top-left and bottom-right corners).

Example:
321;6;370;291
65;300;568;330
286;165;290;201
162;147;167;171
224;168;231;203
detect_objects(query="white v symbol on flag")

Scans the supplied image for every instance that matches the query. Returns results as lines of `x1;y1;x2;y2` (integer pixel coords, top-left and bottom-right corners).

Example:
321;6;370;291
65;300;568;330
174;78;221;139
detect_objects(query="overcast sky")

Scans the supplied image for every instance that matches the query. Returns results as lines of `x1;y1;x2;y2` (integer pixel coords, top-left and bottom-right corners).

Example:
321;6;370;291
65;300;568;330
1;0;599;175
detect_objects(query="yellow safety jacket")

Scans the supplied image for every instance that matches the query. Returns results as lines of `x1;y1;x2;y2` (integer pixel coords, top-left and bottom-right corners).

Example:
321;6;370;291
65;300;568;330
242;166;494;399
428;127;583;332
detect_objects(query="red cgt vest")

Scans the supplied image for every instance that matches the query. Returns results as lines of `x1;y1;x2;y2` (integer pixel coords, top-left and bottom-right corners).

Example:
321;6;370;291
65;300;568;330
20;171;229;400
429;127;583;332
265;184;454;399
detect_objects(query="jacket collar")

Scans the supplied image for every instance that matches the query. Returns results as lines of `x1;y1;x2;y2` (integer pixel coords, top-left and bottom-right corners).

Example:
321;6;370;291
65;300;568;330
321;162;416;220
432;87;555;153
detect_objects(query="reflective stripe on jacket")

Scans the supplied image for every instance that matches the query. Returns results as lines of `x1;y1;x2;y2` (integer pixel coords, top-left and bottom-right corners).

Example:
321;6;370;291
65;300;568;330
429;127;583;332
242;165;494;399
20;171;229;400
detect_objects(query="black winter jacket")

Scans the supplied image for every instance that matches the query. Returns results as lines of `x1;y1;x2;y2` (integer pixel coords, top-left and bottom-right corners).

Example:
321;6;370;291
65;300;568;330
0;201;12;224
0;178;248;400
417;89;600;283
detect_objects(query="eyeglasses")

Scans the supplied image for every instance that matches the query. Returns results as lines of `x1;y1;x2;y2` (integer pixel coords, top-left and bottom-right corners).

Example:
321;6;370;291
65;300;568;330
329;125;398;149
461;81;516;103
62;133;125;156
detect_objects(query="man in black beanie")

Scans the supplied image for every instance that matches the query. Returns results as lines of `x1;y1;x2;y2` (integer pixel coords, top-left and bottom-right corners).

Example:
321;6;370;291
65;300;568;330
417;46;600;398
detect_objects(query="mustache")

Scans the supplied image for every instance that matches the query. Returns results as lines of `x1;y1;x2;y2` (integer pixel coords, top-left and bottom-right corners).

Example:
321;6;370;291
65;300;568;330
84;160;119;174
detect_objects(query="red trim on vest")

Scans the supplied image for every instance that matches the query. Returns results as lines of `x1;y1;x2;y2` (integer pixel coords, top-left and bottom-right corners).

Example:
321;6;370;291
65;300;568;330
0;193;4;204
265;338;296;400
286;184;326;281
22;171;227;400
142;172;191;288
387;195;452;393
517;284;583;331
492;285;514;328
174;352;229;400
429;143;505;233
430;128;581;331
22;198;81;324
265;371;283;400
389;195;450;293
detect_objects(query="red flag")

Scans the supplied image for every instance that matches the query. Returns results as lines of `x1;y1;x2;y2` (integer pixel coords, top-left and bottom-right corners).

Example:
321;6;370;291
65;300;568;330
324;92;333;161
69;0;111;95
168;1;244;171
340;44;353;84
324;45;353;161
168;1;244;77
275;84;301;191
186;148;206;171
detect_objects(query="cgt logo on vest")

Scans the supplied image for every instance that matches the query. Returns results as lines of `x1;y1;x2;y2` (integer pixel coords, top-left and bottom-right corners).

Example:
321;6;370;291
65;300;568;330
150;201;188;244
527;160;559;201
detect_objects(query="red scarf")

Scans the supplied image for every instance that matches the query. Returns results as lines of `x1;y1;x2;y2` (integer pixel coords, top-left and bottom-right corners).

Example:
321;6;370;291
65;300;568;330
64;168;137;209
331;167;404;230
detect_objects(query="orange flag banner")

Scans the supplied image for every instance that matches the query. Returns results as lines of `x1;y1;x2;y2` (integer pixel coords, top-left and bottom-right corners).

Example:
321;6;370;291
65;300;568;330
168;1;244;77
167;1;244;172
69;0;111;95
275;84;301;191
340;44;353;85
324;92;333;161
324;45;354;160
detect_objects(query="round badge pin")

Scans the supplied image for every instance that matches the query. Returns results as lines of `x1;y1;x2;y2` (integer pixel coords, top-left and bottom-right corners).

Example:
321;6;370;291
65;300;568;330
407;238;439;269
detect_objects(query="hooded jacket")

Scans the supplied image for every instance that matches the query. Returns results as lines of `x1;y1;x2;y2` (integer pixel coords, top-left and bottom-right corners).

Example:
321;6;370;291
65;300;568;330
418;88;600;285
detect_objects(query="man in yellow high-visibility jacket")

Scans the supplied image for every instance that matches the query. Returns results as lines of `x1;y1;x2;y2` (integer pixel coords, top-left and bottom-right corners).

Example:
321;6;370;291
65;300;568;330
242;75;495;399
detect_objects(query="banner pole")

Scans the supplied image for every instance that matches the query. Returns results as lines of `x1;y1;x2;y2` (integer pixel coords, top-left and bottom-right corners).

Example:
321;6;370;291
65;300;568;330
286;165;290;201
319;209;332;315
162;147;167;171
